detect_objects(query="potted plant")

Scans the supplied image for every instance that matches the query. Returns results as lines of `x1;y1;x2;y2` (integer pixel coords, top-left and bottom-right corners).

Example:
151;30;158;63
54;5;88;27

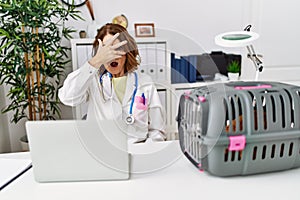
0;0;82;150
227;60;241;81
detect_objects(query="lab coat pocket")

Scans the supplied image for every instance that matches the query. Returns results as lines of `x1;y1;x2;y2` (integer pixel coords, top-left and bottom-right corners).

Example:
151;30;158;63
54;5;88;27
135;96;148;111
133;96;148;128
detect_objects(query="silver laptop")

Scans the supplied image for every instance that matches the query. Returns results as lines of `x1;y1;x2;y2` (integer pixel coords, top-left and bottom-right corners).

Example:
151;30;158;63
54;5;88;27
26;120;129;182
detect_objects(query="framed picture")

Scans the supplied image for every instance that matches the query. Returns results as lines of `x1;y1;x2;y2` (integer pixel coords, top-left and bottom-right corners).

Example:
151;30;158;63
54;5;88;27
134;23;155;37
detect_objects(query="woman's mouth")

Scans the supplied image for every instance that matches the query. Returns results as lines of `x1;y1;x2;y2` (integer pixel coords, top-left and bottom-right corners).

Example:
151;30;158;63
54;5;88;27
110;62;118;67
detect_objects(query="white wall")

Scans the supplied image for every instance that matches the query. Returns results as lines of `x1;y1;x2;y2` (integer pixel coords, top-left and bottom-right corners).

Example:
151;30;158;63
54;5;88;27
254;0;300;84
68;0;248;52
256;0;300;67
1;0;300;152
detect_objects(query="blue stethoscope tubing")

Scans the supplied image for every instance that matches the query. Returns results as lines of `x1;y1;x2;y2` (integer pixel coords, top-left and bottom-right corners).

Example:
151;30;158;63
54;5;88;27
99;71;138;125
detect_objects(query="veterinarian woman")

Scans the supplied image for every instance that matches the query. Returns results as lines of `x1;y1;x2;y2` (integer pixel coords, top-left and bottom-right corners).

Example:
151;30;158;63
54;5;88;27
59;23;166;143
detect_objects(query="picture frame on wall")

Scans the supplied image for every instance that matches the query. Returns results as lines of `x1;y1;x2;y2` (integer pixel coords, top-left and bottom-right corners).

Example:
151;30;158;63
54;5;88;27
134;23;155;37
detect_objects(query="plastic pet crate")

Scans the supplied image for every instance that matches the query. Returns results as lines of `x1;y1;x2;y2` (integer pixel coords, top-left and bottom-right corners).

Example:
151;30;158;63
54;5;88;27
177;81;300;176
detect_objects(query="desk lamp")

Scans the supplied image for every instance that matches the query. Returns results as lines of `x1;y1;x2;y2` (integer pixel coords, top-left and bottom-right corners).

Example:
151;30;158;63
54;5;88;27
215;25;263;81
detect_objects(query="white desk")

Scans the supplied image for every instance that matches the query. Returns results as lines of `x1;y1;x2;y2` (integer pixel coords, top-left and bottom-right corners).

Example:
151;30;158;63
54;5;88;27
1;141;300;200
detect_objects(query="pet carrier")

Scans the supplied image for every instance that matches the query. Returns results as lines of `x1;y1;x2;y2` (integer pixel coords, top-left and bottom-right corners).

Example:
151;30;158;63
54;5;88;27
177;81;300;176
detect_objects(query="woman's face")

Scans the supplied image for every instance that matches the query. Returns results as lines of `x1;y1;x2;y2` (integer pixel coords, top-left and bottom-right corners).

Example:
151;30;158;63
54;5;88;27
103;34;126;78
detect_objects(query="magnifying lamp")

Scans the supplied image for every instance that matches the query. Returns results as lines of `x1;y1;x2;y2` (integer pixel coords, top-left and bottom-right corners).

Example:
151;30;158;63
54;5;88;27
215;25;263;81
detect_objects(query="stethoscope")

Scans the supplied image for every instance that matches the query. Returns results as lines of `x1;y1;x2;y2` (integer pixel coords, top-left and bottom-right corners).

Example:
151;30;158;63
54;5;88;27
99;71;138;125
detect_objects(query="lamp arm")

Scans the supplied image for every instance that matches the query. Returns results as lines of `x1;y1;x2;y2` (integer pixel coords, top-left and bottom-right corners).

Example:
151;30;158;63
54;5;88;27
246;45;263;81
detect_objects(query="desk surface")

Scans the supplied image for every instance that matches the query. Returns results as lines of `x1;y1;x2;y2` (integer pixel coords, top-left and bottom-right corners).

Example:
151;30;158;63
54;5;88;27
1;141;300;200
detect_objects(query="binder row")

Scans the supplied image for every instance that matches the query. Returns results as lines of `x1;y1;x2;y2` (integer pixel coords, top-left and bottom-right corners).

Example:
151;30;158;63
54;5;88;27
170;53;197;84
137;42;167;82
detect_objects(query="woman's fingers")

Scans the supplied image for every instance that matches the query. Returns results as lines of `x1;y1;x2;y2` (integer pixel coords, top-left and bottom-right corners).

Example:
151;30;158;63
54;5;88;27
96;39;103;54
115;50;126;56
98;39;103;46
102;33;127;51
104;33;120;46
111;40;127;50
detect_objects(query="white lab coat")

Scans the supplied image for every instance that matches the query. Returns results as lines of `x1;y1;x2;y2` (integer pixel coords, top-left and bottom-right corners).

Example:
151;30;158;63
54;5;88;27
59;62;166;143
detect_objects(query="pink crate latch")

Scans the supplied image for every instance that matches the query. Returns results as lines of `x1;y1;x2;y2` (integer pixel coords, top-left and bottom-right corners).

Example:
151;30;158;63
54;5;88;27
228;135;246;151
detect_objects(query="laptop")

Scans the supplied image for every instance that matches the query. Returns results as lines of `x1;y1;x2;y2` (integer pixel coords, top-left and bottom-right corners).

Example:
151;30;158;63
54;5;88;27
26;120;129;182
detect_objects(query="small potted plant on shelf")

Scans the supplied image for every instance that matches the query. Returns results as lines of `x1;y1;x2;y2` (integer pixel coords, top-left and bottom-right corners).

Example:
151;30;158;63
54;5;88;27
227;60;241;81
0;0;82;150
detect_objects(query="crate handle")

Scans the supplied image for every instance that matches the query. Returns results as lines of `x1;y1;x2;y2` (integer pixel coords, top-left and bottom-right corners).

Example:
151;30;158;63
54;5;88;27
234;84;272;90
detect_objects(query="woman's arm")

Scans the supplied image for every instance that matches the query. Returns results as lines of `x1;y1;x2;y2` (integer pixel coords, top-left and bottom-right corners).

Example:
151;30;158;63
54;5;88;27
58;62;98;106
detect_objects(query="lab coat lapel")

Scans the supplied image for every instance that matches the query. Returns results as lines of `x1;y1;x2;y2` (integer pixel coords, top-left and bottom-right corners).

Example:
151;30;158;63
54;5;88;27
123;72;136;106
102;73;112;98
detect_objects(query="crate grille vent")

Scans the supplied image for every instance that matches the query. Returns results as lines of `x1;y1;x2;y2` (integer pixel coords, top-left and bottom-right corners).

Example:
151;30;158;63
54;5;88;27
245;90;297;132
296;90;300;97
223;142;296;163
250;142;294;161
224;95;244;133
224;148;243;162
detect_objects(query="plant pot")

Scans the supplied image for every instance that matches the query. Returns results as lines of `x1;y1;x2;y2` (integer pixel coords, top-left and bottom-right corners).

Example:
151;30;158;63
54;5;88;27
20;135;29;152
228;72;240;81
79;30;87;38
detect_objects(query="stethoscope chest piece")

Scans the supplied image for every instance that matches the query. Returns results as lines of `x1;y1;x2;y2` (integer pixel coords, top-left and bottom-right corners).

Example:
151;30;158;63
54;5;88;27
126;115;135;125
